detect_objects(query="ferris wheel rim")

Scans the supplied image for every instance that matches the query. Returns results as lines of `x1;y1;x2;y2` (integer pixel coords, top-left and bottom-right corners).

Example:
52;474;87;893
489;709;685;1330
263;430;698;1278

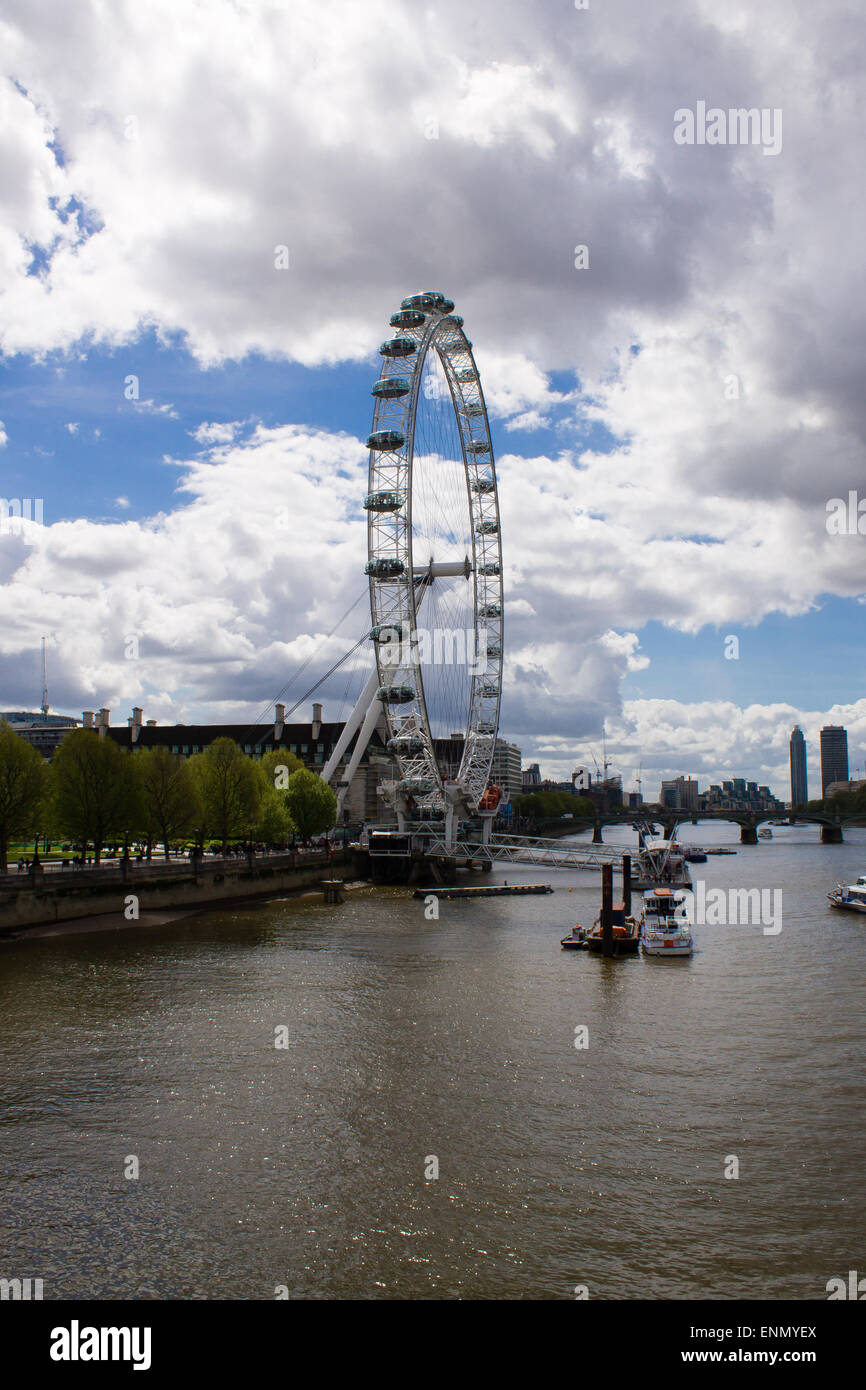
365;293;504;815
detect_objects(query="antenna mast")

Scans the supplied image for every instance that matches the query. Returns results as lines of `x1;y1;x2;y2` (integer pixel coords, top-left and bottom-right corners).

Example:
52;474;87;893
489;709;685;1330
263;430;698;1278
40;636;49;716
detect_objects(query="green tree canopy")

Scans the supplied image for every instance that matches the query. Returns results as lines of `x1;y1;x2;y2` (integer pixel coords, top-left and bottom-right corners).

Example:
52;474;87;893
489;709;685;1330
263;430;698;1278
137;747;201;859
0;721;49;872
285;768;337;842
50;729;143;862
189;738;261;850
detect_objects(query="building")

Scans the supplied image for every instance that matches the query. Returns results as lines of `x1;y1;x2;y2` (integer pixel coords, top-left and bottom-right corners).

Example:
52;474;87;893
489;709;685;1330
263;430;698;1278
789;726;808;805
699;779;784;815
824;779;866;799
2;710;80;758
489;739;522;803
521;763;541;790
820;725;849;797
103;703;394;824
660;776;700;811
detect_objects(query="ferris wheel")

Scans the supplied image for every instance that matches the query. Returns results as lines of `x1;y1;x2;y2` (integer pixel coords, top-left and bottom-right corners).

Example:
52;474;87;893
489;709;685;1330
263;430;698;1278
323;291;503;840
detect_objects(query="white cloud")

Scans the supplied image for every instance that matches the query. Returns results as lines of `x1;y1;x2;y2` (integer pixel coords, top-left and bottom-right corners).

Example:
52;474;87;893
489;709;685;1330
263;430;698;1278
191;421;242;445
0;0;863;792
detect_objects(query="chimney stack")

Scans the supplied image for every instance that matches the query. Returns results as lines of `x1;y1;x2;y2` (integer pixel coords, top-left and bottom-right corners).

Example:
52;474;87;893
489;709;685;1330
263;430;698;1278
274;702;285;741
128;707;144;743
146;719;156;727
312;702;322;740
98;708;110;738
82;710;94;729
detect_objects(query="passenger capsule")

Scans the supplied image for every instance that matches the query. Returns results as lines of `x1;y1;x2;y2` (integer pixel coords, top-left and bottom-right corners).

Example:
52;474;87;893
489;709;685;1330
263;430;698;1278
380;337;417;357
387;735;426;756
467;440;490;455
370;621;408;642
478;561;500;575
363;490;404;512
390;310;426;328
377;684;416;704
480;602;501;618
475;520;499;535
399;777;436;795
480;682;499;699
365;558;406;578
471;478;495;494
366;429;405;451
456;368;476;383
372;376;411;398
401;291;449;311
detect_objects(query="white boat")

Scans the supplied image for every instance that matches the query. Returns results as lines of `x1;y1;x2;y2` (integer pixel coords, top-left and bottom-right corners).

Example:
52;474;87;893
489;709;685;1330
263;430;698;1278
828;875;866;913
758;827;773;840
639;887;694;956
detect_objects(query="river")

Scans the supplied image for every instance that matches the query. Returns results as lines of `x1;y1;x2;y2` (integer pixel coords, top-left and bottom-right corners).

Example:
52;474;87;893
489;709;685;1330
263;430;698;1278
1;821;863;1299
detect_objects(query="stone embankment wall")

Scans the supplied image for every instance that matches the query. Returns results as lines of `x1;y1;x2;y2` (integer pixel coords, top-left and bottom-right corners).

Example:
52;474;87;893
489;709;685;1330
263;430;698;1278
0;850;365;935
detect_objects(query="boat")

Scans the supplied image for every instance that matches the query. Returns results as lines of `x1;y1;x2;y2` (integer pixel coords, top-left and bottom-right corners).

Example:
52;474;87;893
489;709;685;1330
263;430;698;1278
560;901;640;954
758;827;773;840
639;888;694;957
827;875;866;913
560;924;589;949
705;847;737;855
585;901;640;955
684;849;707;863
631;838;692;890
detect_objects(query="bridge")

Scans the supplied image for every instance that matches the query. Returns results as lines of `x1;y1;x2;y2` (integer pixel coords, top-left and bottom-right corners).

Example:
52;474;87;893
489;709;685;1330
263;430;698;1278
523;806;865;845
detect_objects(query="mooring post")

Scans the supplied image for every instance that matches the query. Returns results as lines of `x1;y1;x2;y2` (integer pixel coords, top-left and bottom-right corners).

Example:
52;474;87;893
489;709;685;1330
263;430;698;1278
622;854;631;918
601;862;613;957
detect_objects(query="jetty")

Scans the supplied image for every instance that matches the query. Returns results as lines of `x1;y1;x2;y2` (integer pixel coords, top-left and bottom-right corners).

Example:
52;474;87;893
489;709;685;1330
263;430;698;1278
413;882;553;899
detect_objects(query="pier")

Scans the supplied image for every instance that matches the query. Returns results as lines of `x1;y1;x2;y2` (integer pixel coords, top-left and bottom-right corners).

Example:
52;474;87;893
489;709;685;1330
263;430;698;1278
413;882;553;899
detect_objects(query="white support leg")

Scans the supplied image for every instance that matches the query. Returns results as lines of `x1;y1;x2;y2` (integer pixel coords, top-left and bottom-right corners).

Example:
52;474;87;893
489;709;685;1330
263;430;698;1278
336;692;384;817
321;667;380;785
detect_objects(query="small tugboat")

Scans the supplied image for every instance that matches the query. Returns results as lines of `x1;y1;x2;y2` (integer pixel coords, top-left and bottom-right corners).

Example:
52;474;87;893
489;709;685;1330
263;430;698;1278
560;924;589;950
639;888;694;957
828;875;866;913
684;848;707;863
758;827;773;840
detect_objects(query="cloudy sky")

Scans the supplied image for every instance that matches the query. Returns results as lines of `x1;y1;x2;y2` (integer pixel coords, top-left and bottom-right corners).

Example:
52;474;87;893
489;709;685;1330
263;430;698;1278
1;0;864;800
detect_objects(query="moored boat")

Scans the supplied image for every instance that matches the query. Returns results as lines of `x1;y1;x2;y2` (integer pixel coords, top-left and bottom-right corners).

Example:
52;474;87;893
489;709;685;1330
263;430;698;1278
828;875;866;913
639;888;694;957
631;838;692;890
560;924;589;949
584;901;640;955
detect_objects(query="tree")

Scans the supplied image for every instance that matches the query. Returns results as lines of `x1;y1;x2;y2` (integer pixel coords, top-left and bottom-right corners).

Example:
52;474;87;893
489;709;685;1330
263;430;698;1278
0;721;49;872
285;768;337;843
50;728;142;863
254;750;301;845
137;747;201;859
190;739;261;851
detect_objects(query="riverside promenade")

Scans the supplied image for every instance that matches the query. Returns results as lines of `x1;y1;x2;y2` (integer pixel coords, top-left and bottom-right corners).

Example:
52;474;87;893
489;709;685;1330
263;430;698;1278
0;848;359;936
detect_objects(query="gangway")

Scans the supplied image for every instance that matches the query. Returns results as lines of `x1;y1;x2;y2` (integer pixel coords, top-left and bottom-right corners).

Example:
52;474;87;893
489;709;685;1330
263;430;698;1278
370;829;628;871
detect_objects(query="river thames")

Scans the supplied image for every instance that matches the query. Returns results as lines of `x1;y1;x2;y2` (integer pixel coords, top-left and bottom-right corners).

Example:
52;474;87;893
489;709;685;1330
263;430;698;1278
1;822;863;1300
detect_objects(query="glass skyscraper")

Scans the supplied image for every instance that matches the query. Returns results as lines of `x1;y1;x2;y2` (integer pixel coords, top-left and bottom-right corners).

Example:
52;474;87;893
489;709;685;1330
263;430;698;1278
820;725;849;796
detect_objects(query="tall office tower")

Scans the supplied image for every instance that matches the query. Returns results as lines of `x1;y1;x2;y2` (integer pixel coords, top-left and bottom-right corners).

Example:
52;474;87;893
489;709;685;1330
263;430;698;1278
789;726;808;805
820;725;849;797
